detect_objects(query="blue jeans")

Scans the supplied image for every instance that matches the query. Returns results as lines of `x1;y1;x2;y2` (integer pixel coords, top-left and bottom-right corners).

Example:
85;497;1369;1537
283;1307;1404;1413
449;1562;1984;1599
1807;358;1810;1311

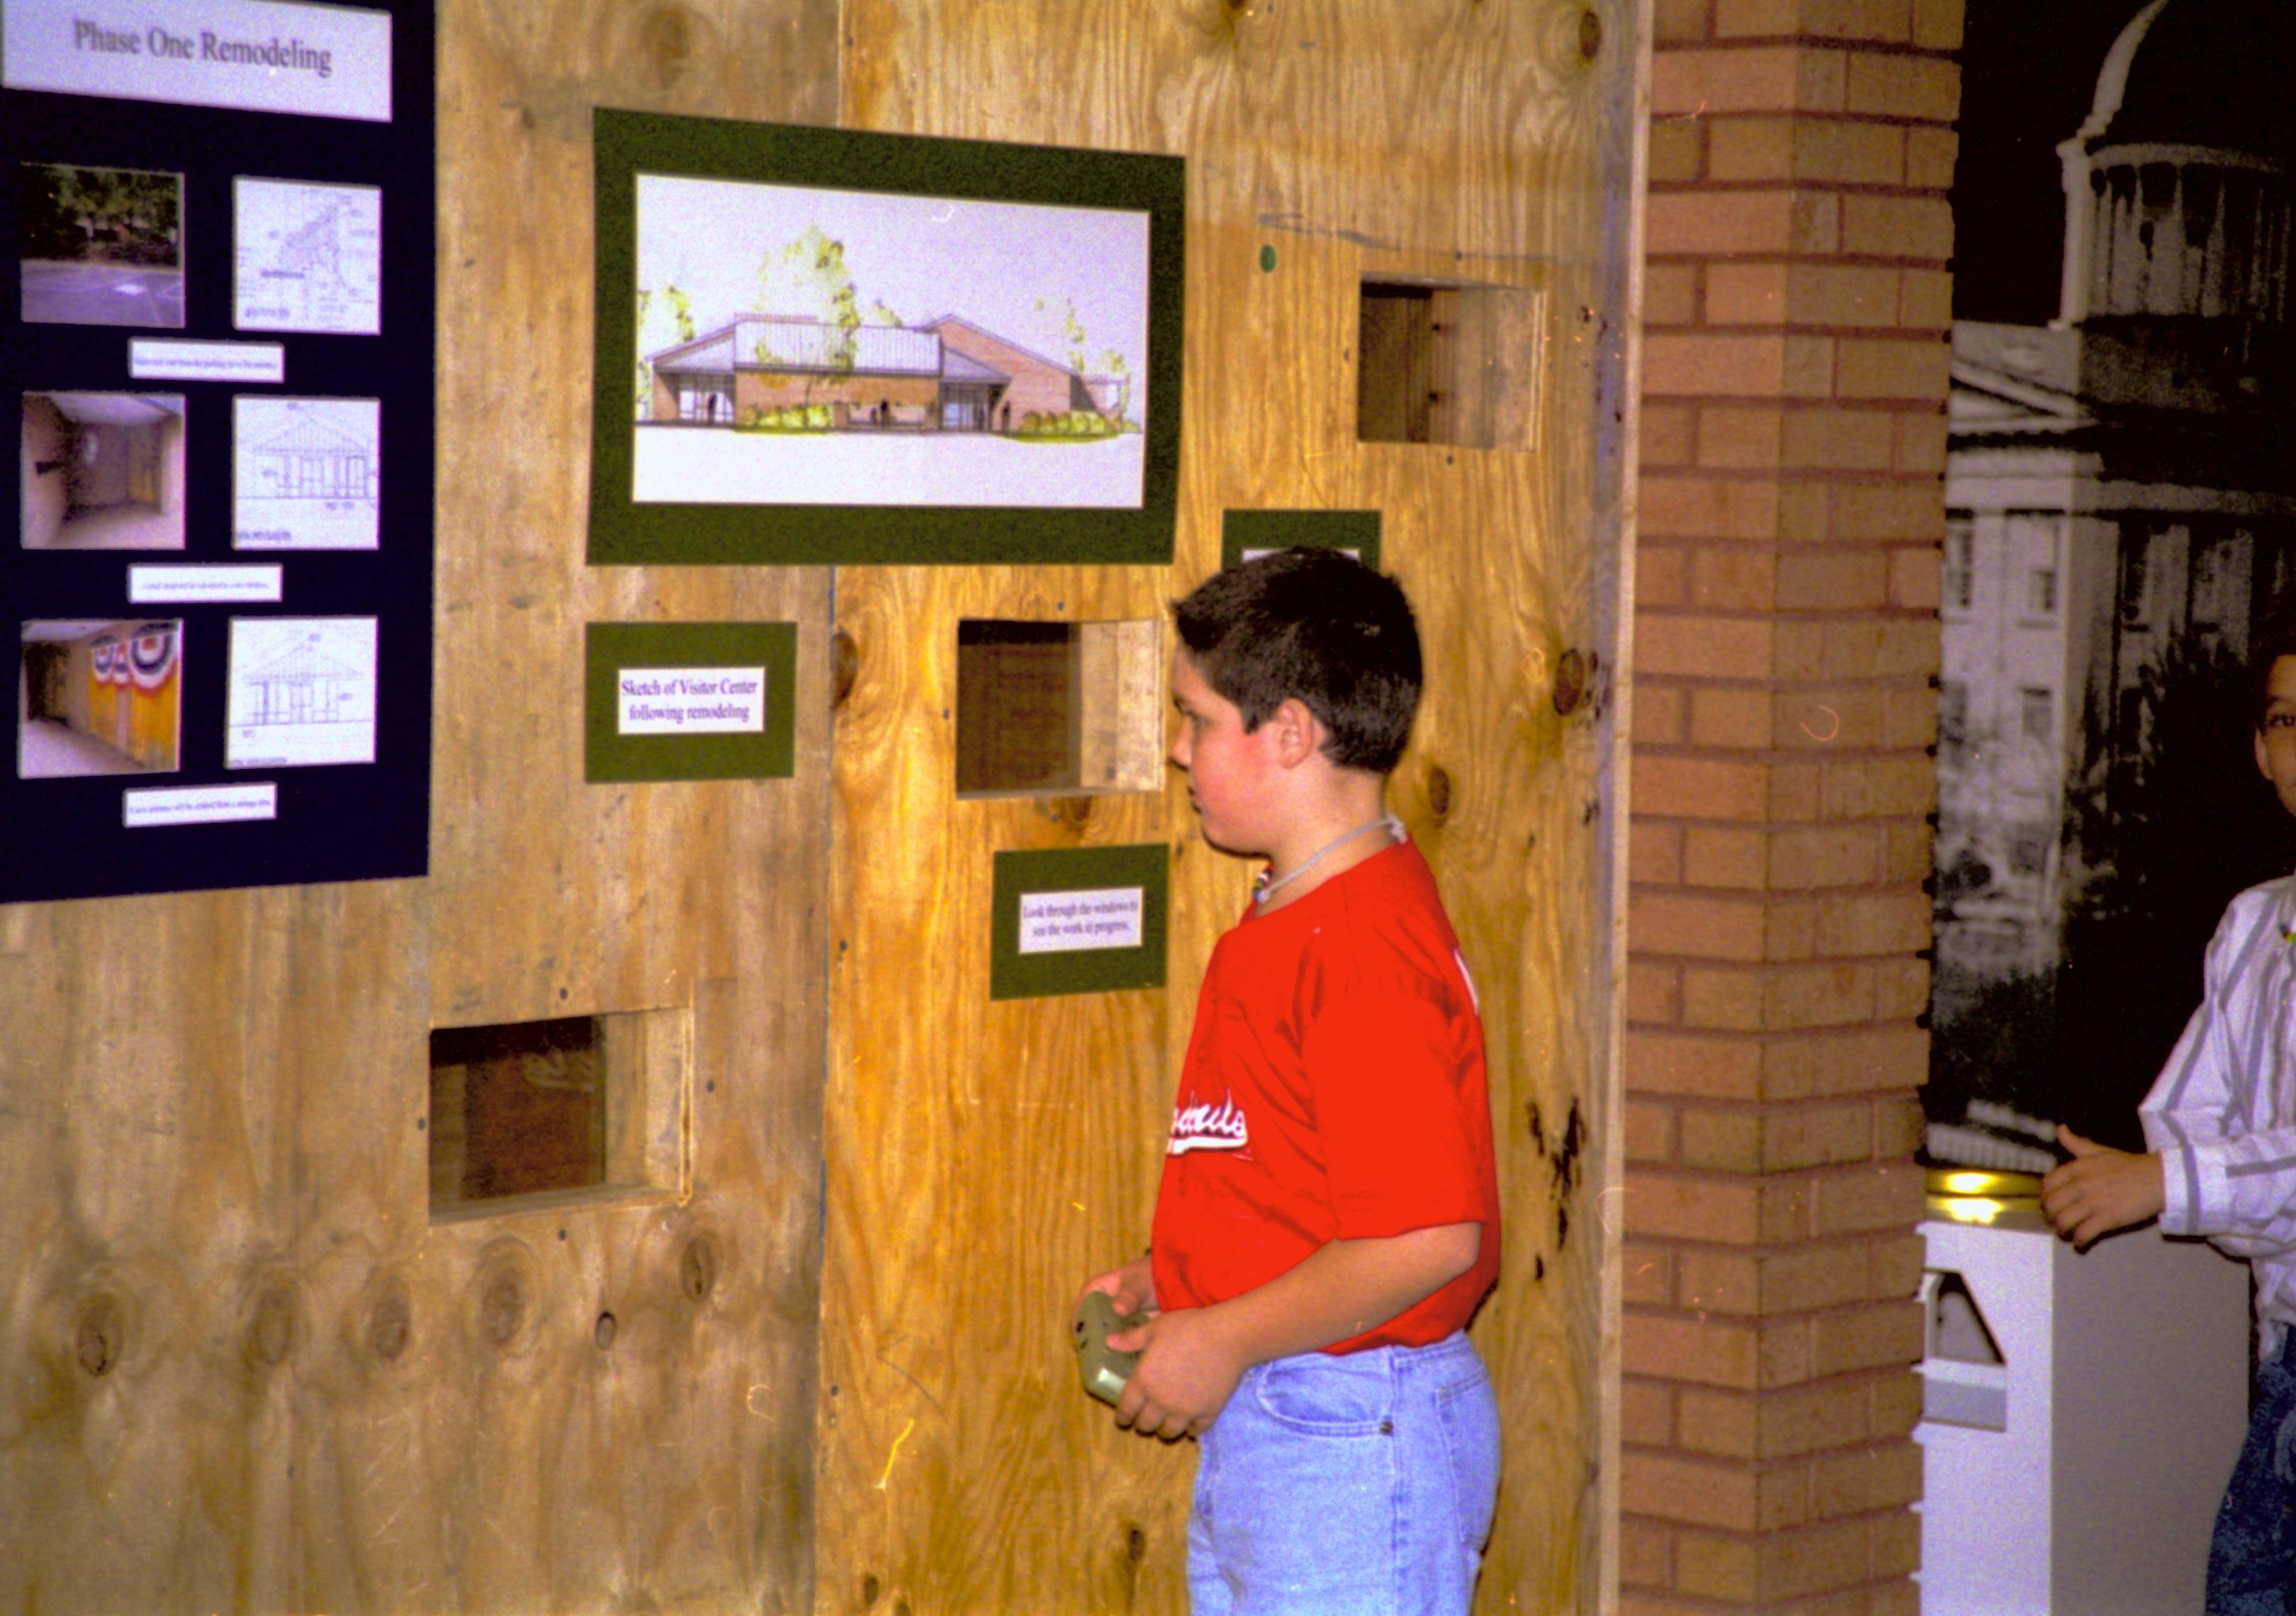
1188;1332;1500;1616
2210;1346;2296;1614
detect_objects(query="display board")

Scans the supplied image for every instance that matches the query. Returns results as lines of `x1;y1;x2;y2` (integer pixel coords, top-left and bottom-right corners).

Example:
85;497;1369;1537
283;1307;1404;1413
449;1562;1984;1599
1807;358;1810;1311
589;108;1184;566
0;0;433;903
1220;507;1383;571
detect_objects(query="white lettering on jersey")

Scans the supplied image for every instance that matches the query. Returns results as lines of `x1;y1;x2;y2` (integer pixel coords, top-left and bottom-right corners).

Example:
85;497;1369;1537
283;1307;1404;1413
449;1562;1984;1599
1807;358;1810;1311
1167;1093;1250;1155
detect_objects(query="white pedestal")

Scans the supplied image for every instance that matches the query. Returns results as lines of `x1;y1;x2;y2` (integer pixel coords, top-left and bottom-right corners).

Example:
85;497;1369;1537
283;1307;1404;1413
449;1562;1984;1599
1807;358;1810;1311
1916;1210;2251;1616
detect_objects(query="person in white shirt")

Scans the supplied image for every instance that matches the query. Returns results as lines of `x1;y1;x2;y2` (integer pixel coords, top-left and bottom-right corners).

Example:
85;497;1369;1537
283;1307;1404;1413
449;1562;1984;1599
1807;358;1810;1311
2043;621;2296;1615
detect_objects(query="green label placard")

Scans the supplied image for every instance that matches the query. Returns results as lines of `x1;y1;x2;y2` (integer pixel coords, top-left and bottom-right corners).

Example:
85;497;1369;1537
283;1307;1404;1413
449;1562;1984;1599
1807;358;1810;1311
991;843;1169;1000
1220;509;1383;571
585;622;797;782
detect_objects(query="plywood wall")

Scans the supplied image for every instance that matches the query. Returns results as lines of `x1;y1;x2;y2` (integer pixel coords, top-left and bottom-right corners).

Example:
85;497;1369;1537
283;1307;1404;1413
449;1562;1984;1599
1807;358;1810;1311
0;3;843;1611
0;1;1638;1612
821;3;1639;1613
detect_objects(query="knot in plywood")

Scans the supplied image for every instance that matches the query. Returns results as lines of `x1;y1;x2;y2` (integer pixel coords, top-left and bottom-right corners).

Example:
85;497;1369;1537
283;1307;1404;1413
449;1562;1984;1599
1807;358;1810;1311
242;1275;300;1370
366;1283;412;1364
680;1232;719;1304
73;1290;123;1378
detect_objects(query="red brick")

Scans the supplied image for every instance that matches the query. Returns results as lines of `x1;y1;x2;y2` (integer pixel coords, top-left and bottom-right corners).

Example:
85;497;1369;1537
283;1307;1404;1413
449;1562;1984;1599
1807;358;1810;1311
1691;685;1775;750
1642;473;1783;539
1707;262;1791;325
1638;613;1775;679
1900;268;1953;329
1682;1106;1762;1171
1882;824;1934;882
1760;1377;1875;1457
1677;1529;1760;1600
1761;1519;1877;1599
1816;891;1931;957
1777;1026;1929;1098
1684;826;1769;889
1888;539;1941;606
1684;963;1767;1029
1906;125;1959;189
1768;761;1823;819
1712;0;1799;35
1833;481;1944;542
1626;1094;1679;1161
1637;755;1774;821
1709;117;1795;181
1623;1376;1680;1447
1645;332;1790;398
1623;1449;1762;1530
1784;407;1895;470
1811;1301;1923;1376
1874;1505;1923;1579
1645;264;1704;332
1873;956;1931;1018
1696;405;1784;468
1777;550;1891;610
1812;1443;1924;1518
1692;545;1781;610
1765;1100;1884;1169
1822;757;1935;819
1843;52;1959;121
1628;960;1685;1024
1653;46;1838;116
1648;118;1708;186
1631;819;1685;883
1799;0;1918;43
1868;1229;1926;1295
1624;1240;1678;1306
1679;1247;1762;1315
1766;962;1876;1028
1769;826;1880;888
1626;1171;1765;1241
1648;191;1799;257
1870;1367;1924;1440
1893;409;1949;475
1654;0;1712;43
1810;1161;1925;1235
1628;1030;1765;1099
1836;337;1952;401
1638;542;1690;607
1635;683;1689;745
1913;0;1964;50
1641;400;1699;466
1775;690;1884;750
1792;120;1907;186
1840;194;1954;262
1786;333;1839;395
1619;1514;1676;1590
1626;1311;1764;1392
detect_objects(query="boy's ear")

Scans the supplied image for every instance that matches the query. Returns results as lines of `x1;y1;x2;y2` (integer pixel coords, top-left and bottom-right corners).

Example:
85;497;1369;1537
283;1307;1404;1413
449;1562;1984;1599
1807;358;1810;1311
2258;726;2274;782
1269;697;1324;768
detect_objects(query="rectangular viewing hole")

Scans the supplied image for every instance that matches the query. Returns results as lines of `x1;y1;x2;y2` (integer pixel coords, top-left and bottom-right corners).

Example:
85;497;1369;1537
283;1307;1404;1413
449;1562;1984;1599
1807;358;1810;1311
956;618;1161;797
427;1006;689;1222
1357;279;1543;451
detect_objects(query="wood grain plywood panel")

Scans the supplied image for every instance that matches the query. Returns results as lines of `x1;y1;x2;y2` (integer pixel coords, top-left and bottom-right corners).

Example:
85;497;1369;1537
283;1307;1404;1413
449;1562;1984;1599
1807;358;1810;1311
0;1;845;1611
825;3;1640;1612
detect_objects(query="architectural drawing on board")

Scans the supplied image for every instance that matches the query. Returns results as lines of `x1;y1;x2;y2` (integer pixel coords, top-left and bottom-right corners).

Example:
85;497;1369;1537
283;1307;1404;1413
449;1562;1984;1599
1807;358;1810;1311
233;178;381;335
233;397;381;549
226;617;378;769
632;174;1148;508
1929;0;2296;1151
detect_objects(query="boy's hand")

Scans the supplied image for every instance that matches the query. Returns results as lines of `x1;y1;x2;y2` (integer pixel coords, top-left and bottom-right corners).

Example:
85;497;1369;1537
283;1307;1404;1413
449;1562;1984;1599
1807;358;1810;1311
1079;1254;1157;1321
2039;1126;2165;1250
1110;1307;1247;1442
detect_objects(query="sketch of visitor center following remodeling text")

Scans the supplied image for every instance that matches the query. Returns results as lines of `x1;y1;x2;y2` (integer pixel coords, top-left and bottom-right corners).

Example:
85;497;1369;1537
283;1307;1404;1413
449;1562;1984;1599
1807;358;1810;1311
233;178;381;335
233;398;380;549
226;617;377;769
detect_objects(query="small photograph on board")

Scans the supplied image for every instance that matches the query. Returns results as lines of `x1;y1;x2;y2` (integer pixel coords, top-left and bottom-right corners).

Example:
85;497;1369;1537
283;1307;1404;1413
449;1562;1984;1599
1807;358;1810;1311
232;177;383;336
17;619;184;778
17;161;186;329
634;173;1149;509
233;397;381;549
225;616;379;769
21;393;187;550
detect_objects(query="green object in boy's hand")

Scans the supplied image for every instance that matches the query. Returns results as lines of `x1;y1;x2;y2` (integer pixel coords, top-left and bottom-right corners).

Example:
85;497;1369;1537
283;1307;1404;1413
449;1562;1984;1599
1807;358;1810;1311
1074;1291;1149;1405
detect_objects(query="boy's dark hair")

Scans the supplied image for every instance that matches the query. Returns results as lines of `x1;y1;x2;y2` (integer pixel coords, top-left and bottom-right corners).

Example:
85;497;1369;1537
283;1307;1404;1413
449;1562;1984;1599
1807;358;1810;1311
1173;546;1422;773
2253;602;2296;728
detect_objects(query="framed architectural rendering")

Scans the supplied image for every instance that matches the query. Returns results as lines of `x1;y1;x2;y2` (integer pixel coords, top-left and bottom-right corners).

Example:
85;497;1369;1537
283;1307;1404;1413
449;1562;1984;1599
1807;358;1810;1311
0;0;432;904
588;109;1185;566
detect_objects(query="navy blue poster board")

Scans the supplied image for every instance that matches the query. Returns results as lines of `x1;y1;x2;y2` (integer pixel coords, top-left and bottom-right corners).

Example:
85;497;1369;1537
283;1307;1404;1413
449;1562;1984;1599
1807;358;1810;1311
0;1;434;904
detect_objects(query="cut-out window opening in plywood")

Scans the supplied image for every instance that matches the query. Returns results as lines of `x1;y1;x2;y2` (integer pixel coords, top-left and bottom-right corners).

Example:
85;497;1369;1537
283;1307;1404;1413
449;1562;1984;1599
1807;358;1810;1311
427;1006;689;1222
1357;279;1543;451
955;619;1162;798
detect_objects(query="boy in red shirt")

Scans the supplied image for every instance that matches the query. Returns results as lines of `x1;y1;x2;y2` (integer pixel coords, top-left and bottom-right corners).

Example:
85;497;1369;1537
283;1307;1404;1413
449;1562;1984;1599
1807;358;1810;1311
1081;547;1503;1615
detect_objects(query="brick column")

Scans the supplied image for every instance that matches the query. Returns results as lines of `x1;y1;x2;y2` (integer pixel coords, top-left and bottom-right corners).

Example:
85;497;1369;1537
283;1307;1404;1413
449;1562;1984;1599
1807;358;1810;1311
1622;1;1959;1610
